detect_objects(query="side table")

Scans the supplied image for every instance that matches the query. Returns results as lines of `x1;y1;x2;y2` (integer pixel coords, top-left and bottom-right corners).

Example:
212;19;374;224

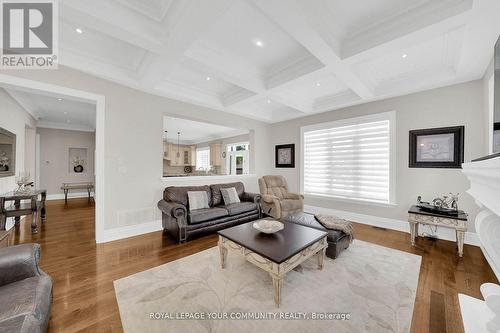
0;189;47;234
408;205;468;257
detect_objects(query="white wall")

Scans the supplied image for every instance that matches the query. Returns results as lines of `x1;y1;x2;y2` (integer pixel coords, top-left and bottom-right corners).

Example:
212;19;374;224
37;128;95;195
0;88;37;229
24;127;36;181
270;80;486;232
0;67;273;238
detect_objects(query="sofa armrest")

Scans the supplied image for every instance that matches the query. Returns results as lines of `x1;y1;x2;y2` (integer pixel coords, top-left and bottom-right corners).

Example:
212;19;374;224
0;243;42;286
286;192;304;200
158;200;187;218
261;194;280;204
241;192;261;203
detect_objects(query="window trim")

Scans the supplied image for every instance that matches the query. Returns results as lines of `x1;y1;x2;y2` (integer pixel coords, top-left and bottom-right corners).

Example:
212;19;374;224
195;146;210;170
300;111;397;206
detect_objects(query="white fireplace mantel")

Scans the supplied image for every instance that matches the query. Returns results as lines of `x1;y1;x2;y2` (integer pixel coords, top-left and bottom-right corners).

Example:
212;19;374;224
462;157;500;218
460;156;500;333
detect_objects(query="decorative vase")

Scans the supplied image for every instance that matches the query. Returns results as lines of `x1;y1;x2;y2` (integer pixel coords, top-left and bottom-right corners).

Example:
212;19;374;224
74;165;84;173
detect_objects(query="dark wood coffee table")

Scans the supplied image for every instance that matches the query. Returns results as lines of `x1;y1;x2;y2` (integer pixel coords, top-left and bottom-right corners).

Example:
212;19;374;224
217;220;328;307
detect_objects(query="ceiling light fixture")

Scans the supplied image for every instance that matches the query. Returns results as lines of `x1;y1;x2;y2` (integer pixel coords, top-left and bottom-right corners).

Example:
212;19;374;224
64;111;68;114
254;39;264;48
66;120;71;123
57;98;63;101
75;28;83;34
206;76;211;81
266;99;271;104
316;82;321;87
402;53;408;58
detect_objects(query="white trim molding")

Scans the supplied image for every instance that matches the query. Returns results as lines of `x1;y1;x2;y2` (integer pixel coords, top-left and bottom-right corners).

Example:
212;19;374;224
46;192;90;201
0;74;106;244
300;111;397;206
100;220;162;243
304;204;479;247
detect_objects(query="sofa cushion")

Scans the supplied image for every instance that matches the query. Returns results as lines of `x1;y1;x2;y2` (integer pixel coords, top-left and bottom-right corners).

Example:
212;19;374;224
187;191;210;211
0;275;52;325
210;182;245;206
221;187;240;205
280;199;303;211
188;207;228;224
164;185;212;208
224;202;258;216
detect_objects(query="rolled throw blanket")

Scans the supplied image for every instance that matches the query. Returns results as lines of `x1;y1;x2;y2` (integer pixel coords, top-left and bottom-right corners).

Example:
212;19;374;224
315;214;354;243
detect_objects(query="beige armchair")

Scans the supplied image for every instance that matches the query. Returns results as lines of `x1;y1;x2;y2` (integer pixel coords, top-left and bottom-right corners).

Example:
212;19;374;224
258;175;304;219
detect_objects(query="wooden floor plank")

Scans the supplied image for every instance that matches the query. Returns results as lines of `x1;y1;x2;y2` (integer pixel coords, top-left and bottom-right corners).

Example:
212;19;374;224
11;199;498;332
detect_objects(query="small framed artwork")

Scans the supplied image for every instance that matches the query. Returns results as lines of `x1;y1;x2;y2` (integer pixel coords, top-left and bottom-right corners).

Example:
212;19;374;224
494;122;500;153
409;126;464;168
275;144;295;168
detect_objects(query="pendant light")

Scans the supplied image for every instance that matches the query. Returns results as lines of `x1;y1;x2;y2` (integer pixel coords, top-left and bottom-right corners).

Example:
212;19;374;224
177;132;181;158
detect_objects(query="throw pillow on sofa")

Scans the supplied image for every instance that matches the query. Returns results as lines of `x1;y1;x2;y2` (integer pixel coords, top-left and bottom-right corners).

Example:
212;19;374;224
221;187;240;205
187;191;210;211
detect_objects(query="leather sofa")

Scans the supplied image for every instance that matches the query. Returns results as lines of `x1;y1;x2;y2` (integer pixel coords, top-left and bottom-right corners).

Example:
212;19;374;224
158;182;261;242
258;175;304;219
0;243;53;333
281;212;351;259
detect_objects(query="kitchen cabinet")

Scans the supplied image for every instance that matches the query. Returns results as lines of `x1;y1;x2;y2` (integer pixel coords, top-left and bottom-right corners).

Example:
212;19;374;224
209;143;222;166
165;144;195;166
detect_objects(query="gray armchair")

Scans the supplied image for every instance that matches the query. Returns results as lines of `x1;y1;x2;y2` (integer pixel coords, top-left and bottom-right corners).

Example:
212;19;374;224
0;244;52;333
258;175;304;218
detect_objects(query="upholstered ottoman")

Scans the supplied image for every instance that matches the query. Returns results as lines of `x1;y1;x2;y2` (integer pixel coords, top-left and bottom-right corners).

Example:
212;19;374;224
280;212;351;259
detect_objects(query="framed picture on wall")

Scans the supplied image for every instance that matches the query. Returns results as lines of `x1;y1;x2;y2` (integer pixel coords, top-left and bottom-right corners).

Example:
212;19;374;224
275;144;295;168
409;126;464;168
494;122;500;153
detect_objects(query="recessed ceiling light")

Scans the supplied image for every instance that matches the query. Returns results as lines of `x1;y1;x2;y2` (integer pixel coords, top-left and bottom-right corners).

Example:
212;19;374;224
206;76;211;81
266;99;271;104
66;120;71;123
254;39;264;48
57;98;63;101
64;111;68;114
316;82;321;87
402;53;408;58
75;28;83;34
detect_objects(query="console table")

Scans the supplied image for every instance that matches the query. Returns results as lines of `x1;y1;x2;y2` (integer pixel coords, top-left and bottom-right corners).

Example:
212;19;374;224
408;205;468;257
0;189;47;234
61;182;94;206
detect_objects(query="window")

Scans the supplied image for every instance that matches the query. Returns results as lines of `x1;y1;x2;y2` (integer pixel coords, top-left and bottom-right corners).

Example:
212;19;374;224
301;112;395;205
196;147;210;171
226;142;249;175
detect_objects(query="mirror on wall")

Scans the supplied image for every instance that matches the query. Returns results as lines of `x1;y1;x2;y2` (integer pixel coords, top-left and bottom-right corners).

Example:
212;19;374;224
162;116;251;178
0;127;16;177
494;36;500;153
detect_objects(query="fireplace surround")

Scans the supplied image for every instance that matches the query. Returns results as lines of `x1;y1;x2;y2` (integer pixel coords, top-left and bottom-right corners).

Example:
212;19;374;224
460;156;500;332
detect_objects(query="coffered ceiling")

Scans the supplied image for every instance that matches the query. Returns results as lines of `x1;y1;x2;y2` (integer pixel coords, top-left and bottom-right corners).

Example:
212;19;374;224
58;0;500;123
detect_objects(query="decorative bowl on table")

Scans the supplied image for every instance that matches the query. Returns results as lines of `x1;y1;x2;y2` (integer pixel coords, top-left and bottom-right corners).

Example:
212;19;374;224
253;219;284;234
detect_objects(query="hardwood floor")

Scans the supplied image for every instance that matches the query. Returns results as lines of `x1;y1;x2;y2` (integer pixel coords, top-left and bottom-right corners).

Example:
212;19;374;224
12;199;497;333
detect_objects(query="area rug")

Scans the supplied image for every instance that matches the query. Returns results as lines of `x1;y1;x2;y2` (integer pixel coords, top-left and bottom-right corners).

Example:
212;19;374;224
114;240;421;333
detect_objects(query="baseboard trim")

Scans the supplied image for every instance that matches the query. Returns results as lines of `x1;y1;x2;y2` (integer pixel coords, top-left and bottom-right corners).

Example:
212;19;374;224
46;192;91;201
98;220;162;243
304;205;479;247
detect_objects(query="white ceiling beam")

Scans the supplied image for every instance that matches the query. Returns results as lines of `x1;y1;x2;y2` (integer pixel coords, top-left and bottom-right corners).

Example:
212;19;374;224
341;0;473;64
251;0;374;100
3;89;39;119
138;0;235;86
185;42;312;112
61;1;165;54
